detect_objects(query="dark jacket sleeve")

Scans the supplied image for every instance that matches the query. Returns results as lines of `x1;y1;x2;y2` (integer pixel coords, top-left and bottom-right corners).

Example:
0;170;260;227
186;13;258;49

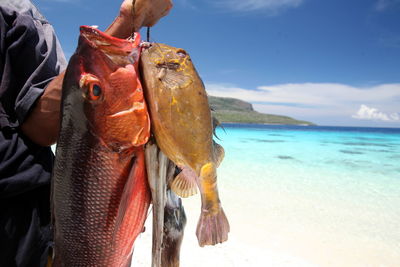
0;3;67;129
0;3;66;266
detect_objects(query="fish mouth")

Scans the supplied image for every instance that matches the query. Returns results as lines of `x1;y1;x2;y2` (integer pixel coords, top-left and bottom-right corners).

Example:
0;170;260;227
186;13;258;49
156;62;180;70
79;25;139;66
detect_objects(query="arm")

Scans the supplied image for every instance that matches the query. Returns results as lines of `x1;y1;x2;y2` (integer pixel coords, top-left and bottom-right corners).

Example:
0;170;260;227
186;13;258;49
21;0;172;146
20;72;65;146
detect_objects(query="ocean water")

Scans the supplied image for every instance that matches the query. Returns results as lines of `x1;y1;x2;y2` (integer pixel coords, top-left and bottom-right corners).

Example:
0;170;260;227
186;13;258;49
214;124;400;267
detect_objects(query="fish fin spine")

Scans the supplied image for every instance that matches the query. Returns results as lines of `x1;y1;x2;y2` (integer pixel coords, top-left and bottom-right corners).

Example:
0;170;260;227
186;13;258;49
170;166;198;198
213;142;225;167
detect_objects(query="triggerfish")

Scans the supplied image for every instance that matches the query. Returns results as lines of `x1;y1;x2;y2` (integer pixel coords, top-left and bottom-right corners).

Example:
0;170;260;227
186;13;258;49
51;26;151;266
140;43;229;246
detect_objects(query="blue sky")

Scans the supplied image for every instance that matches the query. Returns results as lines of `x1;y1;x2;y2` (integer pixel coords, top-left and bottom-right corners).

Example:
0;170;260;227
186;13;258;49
34;0;400;127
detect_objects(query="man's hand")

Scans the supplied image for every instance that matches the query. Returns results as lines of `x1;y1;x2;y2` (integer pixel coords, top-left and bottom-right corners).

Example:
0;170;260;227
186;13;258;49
130;0;173;31
106;0;173;38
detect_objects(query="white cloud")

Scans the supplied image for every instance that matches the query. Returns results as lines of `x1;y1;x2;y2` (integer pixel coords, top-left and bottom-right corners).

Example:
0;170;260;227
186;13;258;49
205;82;400;125
351;105;399;121
214;0;303;12
375;0;400;11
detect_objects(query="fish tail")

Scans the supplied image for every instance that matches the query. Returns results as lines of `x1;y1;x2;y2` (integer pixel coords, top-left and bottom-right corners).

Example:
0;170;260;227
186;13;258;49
196;207;229;247
196;163;230;247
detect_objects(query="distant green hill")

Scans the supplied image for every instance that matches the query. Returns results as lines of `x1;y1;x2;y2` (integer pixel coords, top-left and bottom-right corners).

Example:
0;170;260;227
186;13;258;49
208;96;315;125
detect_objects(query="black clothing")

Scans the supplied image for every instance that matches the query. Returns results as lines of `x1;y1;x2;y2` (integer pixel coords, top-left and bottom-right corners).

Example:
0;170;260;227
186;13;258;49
0;1;66;266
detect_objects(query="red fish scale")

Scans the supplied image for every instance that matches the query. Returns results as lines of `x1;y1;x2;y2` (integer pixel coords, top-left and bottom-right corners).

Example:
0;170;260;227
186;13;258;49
53;130;150;267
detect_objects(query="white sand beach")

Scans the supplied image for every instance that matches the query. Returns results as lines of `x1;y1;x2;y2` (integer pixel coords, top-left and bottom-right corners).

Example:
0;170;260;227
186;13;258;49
132;194;316;267
132;172;400;267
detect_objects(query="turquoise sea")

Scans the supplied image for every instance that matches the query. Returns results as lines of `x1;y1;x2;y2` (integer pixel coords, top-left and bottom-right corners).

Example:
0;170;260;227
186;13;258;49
215;124;400;266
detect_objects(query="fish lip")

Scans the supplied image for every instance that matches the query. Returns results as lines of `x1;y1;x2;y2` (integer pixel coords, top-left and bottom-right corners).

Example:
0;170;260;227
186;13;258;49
80;25;133;49
156;62;180;70
79;26;139;65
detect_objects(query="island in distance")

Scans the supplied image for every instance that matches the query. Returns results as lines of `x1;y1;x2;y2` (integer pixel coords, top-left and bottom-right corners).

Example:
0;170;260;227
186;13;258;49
208;96;315;125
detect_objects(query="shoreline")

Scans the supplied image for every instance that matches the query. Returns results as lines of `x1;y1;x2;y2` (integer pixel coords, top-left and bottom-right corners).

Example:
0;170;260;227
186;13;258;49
220;122;400;130
220;121;314;126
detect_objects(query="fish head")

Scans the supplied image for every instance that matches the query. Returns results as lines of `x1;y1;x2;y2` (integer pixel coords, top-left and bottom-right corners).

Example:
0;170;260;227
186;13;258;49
62;26;150;152
140;43;199;91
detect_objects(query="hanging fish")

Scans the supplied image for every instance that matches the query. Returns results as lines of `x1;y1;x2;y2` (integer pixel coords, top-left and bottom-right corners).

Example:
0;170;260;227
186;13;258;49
140;43;229;247
52;26;151;266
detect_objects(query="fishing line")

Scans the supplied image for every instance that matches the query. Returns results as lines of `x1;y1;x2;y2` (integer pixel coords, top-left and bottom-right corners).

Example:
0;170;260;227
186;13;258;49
131;0;136;37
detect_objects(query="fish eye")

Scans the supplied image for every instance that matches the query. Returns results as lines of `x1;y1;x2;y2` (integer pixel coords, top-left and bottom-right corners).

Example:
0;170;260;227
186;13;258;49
176;49;187;58
92;84;101;97
88;83;102;101
79;74;102;101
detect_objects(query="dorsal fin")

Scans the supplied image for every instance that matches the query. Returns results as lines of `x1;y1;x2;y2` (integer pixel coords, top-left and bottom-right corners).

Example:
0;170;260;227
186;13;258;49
212;116;225;140
213;141;225;167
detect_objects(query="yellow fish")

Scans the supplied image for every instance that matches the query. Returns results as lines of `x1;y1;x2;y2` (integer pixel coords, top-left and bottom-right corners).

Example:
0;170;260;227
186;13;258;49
140;43;229;246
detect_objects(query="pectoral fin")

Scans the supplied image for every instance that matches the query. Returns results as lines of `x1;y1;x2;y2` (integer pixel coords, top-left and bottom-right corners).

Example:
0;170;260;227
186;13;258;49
113;156;138;239
110;148;151;267
113;149;150;243
170;166;198;198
